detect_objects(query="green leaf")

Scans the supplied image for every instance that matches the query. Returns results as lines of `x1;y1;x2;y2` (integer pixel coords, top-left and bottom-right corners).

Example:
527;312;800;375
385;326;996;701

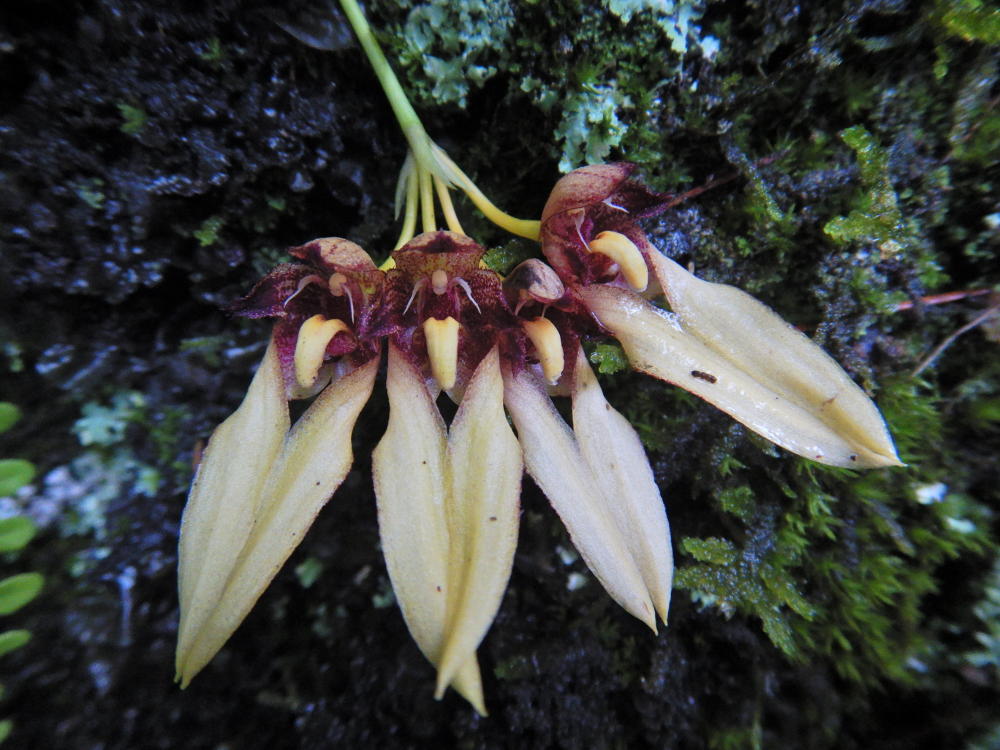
0;573;43;615
0;460;35;497
0;404;20;434
0;718;11;743
0;630;30;657
0;517;36;553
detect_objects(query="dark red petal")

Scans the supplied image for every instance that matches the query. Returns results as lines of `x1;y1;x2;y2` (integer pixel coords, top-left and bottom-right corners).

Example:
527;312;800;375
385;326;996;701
539;164;671;289
289;237;377;274
228;264;315;318
540;163;636;223
606;178;670;218
272;317;304;393
541;163;669;224
392;231;485;279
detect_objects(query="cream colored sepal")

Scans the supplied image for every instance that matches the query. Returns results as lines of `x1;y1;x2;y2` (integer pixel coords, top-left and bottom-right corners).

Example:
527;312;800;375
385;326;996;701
644;253;900;467
588;231;649;292
502;363;658;631
176;338;289;682
175;355;378;687
521;317;565;385
571;348;673;624
294;314;351;391
373;344;502;715
423;316;461;391
581;280;901;469
436;347;522;699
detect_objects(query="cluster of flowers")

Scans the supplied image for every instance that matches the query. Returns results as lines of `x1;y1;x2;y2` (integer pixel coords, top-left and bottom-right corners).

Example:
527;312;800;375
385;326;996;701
175;164;900;714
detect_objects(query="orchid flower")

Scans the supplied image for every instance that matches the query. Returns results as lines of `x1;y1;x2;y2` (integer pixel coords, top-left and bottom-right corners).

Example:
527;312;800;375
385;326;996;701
176;0;900;716
175;238;383;687
175;165;900;713
176;225;677;714
541;163;903;469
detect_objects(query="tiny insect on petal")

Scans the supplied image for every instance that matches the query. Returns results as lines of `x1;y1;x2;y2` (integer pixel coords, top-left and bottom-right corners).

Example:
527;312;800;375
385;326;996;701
646;253;902;468
582;281;901;469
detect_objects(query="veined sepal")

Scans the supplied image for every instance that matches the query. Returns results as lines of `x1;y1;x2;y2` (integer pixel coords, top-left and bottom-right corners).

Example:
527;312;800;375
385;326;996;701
582;256;902;468
175;349;378;687
570;348;672;624
372;344;521;715
502;359;663;631
176;338;288;683
437;346;522;700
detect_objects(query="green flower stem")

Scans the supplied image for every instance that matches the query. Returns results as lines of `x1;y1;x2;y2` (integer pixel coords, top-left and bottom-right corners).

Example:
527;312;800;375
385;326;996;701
433;174;465;235
434;146;541;240
338;0;542;243
337;0;437;174
418;162;435;234
393;162;419;252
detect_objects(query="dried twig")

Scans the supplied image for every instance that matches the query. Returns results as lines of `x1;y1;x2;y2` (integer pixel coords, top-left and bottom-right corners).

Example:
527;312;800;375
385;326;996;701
911;303;1000;377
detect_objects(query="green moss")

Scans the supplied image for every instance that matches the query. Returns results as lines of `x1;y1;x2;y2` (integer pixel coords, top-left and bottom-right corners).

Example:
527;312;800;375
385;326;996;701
480;238;536;274
1;343;23;374
493;653;535;681
587;341;629;375
73;392;146;447
949;56;1000;166
148;405;194;473
75;178;105;210
117;102;148;135
0;518;36;554
198;37;225;64
710;723;762;750
251;246;292;277
294;557;323;589
677;499;816;659
179;335;229;369
719;486;756;522
553;83;631;172
607;0;705;55
967;559;1000;673
193;216;225;247
673;364;996;687
932;0;1000;43
60;389;194;544
0;574;43;616
375;0;515;108
378;0;712;173
823;126;904;251
248;196;289;234
0;461;34;498
681;536;739;566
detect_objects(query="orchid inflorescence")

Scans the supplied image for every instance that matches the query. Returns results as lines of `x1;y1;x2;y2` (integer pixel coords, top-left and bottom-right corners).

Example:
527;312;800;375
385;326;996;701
175;0;901;716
